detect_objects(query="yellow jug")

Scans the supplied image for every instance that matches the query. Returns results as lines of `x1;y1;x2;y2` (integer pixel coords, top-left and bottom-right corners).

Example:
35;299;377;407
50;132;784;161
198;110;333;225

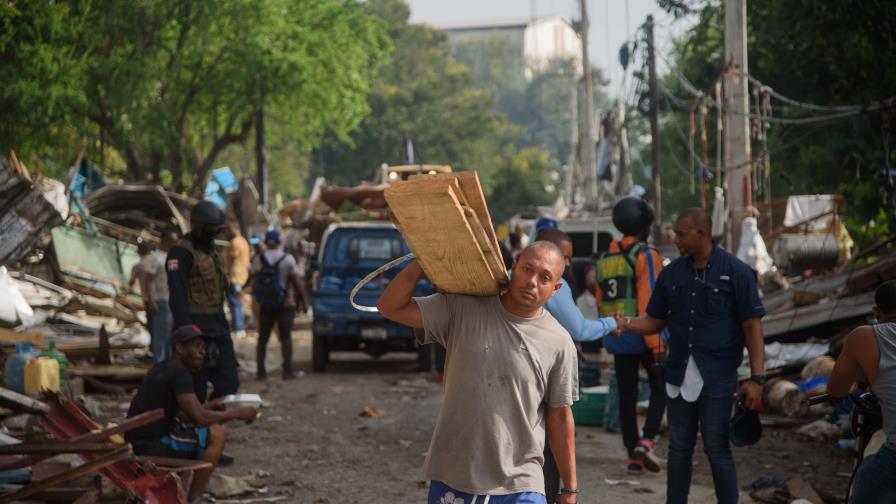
24;357;60;394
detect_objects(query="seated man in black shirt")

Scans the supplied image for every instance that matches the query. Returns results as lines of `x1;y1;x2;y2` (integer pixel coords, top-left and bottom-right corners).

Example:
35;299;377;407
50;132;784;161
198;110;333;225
126;325;257;502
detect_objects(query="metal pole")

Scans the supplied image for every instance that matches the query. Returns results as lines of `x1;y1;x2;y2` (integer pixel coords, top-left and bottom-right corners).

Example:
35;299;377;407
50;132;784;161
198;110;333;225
579;0;599;211
646;15;662;227
256;107;268;211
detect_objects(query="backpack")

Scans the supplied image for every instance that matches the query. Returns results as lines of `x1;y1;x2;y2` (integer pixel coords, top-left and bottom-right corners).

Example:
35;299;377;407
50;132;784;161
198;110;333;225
253;253;287;310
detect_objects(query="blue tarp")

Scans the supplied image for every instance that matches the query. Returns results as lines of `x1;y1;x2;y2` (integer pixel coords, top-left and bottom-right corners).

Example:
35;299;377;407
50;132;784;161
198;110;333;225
203;167;239;209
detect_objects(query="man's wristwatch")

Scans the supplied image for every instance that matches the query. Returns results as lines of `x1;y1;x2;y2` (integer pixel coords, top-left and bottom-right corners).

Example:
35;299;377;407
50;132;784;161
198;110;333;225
749;374;768;386
560;488;579;495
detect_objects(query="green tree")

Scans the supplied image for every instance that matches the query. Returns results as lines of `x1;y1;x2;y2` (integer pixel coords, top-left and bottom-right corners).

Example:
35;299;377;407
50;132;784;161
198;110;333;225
0;1;90;176
2;0;391;194
316;0;505;189
639;0;896;239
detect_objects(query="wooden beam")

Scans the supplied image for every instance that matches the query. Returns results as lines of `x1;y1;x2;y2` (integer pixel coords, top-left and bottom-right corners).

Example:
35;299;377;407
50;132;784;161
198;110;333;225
0;387;49;415
386;177;500;295
0;442;120;455
0;408;163;472
409;171;503;260
0;445;129;504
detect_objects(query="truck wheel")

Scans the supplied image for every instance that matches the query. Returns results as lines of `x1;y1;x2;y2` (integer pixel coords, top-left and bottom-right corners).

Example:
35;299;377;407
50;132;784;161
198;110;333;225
312;333;329;372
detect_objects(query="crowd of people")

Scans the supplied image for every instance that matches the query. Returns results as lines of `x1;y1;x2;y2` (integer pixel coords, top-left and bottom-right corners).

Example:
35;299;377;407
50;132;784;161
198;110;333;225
123;196;895;504
125;201;316;503
379;197;895;504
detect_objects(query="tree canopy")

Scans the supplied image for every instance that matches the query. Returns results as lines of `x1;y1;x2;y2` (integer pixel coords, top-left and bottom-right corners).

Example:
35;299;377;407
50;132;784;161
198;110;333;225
1;0;391;194
635;0;896;243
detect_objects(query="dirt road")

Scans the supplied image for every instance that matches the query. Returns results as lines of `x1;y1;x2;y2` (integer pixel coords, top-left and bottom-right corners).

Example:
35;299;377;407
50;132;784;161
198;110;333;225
209;327;853;503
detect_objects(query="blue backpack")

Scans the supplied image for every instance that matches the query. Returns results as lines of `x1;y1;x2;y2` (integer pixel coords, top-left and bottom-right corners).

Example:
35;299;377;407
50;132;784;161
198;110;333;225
253;253;287;310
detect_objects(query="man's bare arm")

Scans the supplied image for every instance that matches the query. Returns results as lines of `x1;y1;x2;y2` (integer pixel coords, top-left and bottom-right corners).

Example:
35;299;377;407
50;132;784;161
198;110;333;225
617;314;666;335
741;318;765;376
547;406;577;503
377;261;425;328
828;326;874;397
176;393;257;426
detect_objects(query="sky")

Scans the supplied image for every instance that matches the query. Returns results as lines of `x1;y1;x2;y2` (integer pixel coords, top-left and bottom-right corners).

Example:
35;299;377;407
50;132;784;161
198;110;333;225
406;0;695;98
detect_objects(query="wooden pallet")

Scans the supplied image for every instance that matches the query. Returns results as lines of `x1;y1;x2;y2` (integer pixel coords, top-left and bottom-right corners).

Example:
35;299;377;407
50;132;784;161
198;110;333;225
384;171;507;296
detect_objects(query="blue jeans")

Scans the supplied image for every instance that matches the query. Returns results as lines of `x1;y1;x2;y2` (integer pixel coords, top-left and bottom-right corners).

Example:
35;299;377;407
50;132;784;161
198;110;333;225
150;298;173;363
666;379;738;504
428;481;546;504
227;289;244;331
852;444;896;504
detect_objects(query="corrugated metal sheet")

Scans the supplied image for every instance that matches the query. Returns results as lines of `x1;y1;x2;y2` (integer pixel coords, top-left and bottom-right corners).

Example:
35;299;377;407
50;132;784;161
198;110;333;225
51;225;140;294
0;153;64;265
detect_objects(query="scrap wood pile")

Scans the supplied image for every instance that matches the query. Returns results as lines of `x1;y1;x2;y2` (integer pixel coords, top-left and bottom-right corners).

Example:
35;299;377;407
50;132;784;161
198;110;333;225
743;237;896;471
0;151;222;502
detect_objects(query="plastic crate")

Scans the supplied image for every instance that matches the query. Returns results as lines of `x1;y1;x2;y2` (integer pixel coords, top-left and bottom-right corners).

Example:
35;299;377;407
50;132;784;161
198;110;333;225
571;385;608;426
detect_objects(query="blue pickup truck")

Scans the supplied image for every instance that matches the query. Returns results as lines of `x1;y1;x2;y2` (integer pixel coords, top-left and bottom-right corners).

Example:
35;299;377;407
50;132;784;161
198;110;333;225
311;222;432;371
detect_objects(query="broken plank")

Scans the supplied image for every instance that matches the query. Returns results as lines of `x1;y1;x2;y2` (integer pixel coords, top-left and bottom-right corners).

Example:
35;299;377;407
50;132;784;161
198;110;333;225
386;177;499;295
785;476;824;504
0;445;129;504
0;387;49;415
409;171;502;261
0;409;163;472
0;442;120;455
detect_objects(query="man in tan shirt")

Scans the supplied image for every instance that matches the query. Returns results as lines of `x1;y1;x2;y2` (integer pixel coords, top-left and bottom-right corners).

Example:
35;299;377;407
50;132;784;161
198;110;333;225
223;223;250;335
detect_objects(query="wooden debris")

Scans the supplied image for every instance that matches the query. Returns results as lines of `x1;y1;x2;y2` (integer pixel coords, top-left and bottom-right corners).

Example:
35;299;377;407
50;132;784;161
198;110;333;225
359;406;385;418
785;476;824;504
0;387;50;415
0;445;130;504
800;356;835;379
764;378;808;417
385;172;507;296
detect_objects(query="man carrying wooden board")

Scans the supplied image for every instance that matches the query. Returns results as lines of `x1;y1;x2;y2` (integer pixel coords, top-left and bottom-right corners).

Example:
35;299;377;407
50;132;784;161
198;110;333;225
378;241;580;504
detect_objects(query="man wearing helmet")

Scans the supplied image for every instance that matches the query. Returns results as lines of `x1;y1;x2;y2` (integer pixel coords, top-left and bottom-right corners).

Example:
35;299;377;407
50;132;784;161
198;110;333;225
166;201;240;400
595;196;667;475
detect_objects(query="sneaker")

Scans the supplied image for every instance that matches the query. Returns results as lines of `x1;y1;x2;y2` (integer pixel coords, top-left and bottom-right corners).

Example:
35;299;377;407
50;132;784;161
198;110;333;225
633;439;661;472
627;457;644;475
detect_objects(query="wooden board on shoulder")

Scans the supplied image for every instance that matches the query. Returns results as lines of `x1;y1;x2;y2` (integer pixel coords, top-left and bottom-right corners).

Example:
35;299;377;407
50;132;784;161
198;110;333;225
385;173;507;296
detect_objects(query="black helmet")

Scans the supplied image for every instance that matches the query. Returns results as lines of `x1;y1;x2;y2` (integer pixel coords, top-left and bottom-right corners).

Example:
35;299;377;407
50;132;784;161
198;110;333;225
612;197;654;237
730;402;763;447
190;201;226;241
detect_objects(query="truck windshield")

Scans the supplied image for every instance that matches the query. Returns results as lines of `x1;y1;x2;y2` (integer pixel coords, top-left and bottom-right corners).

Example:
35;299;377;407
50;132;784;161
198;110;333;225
322;229;405;267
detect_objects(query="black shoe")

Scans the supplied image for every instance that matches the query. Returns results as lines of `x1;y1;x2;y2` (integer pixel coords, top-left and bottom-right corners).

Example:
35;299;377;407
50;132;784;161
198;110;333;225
218;452;234;466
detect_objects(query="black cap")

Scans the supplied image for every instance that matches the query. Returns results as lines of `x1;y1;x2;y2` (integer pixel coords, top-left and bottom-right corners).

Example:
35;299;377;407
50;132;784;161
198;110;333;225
171;324;207;346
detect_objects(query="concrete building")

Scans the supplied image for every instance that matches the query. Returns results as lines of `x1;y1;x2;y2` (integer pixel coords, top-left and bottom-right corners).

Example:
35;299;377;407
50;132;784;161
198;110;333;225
435;16;582;78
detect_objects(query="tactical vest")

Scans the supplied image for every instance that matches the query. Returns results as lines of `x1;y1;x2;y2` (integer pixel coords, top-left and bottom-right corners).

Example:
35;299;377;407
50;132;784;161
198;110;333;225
595;242;642;318
177;238;226;315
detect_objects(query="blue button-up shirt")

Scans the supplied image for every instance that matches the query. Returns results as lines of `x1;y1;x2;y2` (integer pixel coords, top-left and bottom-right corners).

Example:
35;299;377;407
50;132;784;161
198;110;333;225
646;245;765;386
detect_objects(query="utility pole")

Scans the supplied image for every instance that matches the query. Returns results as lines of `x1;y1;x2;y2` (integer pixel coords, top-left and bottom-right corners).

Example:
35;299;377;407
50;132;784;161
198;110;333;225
645;15;662;228
724;0;751;251
256;107;268;211
565;81;578;205
579;0;599;211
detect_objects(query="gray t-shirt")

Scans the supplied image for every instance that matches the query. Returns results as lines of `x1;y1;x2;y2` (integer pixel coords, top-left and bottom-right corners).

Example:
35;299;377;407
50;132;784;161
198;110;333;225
250;249;297;288
414;293;579;495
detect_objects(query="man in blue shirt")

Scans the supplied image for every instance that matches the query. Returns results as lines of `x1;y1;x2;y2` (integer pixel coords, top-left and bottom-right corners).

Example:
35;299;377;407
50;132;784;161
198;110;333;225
537;228;617;502
615;208;766;504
